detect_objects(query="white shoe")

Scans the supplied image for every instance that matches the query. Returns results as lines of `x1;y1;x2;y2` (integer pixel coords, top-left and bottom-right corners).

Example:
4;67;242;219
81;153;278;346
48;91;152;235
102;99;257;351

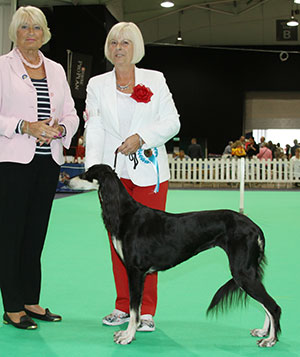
102;309;130;326
137;314;155;332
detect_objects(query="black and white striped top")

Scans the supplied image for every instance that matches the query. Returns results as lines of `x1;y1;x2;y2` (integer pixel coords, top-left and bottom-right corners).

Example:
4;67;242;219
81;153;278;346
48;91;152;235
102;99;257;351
32;78;52;155
15;77;66;151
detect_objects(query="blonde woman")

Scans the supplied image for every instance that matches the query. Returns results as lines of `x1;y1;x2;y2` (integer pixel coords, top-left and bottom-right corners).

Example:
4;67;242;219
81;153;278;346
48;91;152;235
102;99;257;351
0;6;79;329
85;22;180;331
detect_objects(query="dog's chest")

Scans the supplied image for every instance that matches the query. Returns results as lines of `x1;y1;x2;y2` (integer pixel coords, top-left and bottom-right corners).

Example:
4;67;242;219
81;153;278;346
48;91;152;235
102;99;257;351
111;235;124;261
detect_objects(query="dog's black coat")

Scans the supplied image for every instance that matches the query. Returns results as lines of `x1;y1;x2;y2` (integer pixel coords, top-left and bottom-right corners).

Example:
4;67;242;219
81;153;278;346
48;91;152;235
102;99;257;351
80;164;281;346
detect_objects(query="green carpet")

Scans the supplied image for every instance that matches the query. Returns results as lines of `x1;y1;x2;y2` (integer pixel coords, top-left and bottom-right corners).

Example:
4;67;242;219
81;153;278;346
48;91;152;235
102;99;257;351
1;189;299;356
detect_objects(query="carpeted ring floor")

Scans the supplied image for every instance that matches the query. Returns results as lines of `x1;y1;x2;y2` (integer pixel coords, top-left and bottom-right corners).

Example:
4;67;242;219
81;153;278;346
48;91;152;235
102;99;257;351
0;189;299;357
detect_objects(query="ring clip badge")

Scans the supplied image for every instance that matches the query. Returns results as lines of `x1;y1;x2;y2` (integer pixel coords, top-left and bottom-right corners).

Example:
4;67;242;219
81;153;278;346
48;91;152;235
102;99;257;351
137;148;160;193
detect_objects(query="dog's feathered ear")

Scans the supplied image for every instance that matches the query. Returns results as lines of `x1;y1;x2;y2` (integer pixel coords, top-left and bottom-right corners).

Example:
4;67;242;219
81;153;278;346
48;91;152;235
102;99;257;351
99;172;120;236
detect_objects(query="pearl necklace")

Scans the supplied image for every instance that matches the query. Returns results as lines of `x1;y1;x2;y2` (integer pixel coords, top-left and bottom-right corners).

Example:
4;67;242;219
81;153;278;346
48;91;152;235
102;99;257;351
117;82;131;91
16;48;43;69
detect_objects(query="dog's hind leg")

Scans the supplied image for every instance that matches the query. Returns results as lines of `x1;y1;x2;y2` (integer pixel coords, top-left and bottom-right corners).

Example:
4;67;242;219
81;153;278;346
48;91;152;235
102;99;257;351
113;267;145;345
233;274;281;347
250;304;270;338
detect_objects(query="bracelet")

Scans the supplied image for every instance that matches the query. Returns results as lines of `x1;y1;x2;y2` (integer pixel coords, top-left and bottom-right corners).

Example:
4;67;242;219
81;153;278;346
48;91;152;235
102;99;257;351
20;120;25;134
26;121;31;137
21;121;31;137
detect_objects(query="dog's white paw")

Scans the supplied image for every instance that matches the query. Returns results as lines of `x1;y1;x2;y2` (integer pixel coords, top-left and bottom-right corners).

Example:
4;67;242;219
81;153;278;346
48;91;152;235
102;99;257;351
113;330;135;345
250;328;268;337
257;337;277;347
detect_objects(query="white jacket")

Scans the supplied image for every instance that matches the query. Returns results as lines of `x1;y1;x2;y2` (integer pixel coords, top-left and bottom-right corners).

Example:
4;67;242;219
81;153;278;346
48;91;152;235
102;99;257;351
85;67;180;186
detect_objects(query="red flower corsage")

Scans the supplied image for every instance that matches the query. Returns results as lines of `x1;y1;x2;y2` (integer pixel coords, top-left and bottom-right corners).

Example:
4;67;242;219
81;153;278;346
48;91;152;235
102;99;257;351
131;84;153;103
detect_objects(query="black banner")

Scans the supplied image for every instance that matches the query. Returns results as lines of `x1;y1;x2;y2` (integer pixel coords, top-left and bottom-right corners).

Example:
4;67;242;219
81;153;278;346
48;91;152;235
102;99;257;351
70;52;93;99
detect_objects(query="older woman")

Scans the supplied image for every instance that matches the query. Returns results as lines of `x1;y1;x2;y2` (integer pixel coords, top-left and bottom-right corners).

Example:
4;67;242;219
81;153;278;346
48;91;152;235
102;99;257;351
85;22;180;331
0;6;79;329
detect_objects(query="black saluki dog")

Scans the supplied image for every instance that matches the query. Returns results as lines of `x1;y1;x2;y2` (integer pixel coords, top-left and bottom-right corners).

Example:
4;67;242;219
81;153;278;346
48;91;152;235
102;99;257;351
71;164;281;347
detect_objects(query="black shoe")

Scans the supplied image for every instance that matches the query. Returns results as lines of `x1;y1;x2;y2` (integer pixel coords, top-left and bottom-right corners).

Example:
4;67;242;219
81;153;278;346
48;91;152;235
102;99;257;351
3;312;37;330
24;308;62;322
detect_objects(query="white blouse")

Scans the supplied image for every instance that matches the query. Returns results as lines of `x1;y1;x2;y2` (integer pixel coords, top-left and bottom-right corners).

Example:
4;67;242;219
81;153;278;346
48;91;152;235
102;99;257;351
116;89;136;179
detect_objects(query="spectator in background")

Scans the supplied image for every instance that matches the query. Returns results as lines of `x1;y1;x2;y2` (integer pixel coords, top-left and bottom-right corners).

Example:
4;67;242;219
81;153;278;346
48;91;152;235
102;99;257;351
274;143;284;160
290;139;300;158
259;136;266;148
285;144;291;159
231;140;246;158
239;135;246;148
257;142;272;161
267;141;277;159
175;149;190;160
290;147;300;162
223;141;233;157
245;137;259;158
187;138;203;159
290;148;300;186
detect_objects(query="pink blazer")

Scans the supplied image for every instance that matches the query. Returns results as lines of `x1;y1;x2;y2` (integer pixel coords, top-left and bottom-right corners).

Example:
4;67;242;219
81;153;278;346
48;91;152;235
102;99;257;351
0;48;79;165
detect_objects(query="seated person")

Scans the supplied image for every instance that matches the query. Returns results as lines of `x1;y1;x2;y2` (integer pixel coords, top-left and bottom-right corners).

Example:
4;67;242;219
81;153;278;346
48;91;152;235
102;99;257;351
223;141;233;156
175;149;190;160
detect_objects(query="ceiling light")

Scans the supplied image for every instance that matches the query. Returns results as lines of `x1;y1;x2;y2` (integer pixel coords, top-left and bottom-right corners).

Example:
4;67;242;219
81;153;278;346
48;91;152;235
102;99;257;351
175;10;184;44
287;10;299;26
287;15;299;26
160;1;174;8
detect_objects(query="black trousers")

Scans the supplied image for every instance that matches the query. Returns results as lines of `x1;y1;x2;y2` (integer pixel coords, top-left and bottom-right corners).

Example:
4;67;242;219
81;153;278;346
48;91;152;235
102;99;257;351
0;155;60;312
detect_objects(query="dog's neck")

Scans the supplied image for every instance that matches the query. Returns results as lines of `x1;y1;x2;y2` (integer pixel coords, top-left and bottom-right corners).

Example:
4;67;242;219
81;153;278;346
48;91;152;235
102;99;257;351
99;177;138;237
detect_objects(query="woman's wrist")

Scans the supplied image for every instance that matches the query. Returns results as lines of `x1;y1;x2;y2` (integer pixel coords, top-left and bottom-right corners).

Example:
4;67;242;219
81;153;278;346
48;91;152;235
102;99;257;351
137;134;144;148
57;124;66;137
21;121;31;136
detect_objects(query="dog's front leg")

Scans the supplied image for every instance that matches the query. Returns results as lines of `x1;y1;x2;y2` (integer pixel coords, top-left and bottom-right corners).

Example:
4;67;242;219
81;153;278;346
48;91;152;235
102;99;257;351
114;268;145;345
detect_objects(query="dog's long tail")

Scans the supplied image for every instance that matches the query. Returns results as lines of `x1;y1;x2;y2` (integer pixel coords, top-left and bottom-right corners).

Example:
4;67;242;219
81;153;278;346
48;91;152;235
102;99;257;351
207;243;267;316
206;278;247;316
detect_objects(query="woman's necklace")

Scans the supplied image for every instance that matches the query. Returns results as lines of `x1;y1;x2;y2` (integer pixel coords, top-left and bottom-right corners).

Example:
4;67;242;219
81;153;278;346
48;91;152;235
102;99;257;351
116;81;131;91
16;48;43;69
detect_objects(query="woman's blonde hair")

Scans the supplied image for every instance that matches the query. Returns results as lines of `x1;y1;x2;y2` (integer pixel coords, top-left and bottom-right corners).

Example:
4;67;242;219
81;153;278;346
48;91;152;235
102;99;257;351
9;6;51;45
104;22;145;64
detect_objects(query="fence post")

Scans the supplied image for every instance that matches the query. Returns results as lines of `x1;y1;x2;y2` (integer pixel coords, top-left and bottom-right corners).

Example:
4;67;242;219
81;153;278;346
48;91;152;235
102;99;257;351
239;157;245;214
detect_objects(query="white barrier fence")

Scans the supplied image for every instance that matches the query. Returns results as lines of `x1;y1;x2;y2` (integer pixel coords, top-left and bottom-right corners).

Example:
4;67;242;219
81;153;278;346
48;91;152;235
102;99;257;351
169;157;300;184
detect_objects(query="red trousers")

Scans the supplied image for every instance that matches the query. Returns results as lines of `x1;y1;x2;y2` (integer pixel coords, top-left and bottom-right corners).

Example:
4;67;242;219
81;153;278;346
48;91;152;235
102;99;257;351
108;179;168;316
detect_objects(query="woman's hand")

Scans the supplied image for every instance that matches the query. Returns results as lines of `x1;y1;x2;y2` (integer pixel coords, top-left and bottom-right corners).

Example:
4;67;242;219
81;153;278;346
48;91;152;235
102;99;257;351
118;134;144;156
48;119;64;143
23;118;63;145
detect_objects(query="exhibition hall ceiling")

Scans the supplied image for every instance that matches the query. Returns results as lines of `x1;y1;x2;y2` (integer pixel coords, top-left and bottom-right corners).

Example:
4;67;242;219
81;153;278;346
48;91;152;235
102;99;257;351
17;0;298;46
